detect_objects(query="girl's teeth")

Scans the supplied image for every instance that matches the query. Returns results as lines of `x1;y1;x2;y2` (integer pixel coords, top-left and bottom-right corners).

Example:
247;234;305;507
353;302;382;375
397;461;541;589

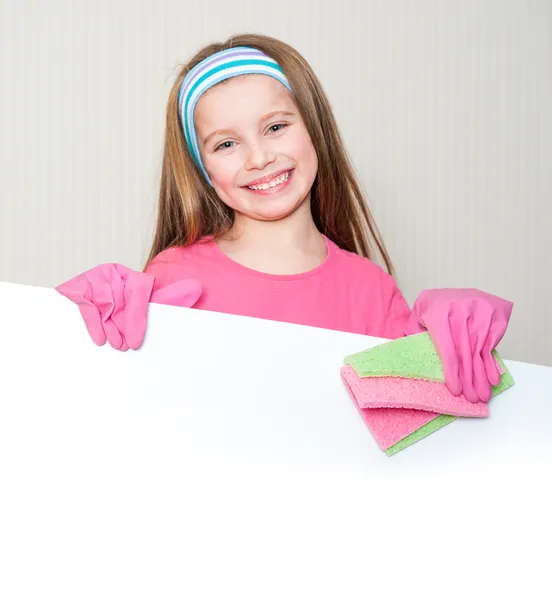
249;171;290;190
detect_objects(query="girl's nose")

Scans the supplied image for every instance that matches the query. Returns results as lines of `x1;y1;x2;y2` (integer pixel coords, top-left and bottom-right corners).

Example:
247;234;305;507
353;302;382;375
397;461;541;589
244;142;275;171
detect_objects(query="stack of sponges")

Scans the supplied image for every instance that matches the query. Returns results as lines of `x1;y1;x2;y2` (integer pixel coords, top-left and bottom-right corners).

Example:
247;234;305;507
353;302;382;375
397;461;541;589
341;332;515;456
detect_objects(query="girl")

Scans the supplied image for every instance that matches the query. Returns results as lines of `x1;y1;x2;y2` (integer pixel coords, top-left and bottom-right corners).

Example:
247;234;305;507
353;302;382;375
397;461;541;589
56;33;513;403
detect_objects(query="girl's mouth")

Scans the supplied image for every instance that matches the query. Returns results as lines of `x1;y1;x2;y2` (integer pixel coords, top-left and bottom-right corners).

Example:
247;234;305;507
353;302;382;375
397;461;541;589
244;169;294;195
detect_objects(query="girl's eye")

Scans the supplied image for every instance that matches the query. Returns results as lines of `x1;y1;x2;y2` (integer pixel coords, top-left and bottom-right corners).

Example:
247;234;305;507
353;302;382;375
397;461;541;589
214;124;287;151
215;141;235;152
268;123;287;134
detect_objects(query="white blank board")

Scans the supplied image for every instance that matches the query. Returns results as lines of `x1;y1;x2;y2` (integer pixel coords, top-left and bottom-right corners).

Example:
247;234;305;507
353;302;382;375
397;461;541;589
0;281;551;599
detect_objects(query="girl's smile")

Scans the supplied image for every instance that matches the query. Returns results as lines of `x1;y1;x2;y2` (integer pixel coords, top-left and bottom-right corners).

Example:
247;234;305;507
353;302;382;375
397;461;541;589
243;168;294;195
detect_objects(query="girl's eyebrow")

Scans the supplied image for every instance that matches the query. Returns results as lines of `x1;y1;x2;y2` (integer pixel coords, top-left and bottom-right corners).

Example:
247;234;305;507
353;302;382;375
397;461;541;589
203;110;296;147
203;128;236;147
260;110;295;121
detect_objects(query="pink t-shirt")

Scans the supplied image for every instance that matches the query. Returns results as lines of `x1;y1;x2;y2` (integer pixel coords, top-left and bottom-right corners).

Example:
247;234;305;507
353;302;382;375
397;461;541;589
145;236;412;340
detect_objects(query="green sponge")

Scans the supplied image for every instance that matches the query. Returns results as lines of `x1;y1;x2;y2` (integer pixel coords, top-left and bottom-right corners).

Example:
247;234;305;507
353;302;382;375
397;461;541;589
345;332;513;392
345;332;445;381
385;415;457;456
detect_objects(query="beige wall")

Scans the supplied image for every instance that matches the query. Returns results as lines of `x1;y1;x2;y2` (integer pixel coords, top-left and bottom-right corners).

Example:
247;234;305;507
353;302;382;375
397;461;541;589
1;0;550;365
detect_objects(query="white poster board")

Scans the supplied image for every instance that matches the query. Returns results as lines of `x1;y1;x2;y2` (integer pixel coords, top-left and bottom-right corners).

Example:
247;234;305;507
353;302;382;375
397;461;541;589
1;281;551;599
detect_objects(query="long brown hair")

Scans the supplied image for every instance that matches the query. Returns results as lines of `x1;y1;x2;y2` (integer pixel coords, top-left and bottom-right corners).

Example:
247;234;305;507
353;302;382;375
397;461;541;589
146;33;394;275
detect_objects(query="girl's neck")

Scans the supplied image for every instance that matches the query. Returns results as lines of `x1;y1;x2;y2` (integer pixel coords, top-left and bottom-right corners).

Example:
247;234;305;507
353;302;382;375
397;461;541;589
216;202;327;275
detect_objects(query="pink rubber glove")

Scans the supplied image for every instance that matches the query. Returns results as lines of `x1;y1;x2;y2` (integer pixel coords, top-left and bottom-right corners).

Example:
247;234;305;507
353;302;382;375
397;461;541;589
56;263;202;351
405;288;514;403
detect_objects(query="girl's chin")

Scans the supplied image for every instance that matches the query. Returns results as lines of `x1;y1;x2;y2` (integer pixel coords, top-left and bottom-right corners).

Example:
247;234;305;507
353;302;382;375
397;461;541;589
242;198;307;222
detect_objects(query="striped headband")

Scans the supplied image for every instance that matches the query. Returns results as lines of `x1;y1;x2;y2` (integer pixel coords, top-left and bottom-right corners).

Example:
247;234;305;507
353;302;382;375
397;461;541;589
178;46;292;185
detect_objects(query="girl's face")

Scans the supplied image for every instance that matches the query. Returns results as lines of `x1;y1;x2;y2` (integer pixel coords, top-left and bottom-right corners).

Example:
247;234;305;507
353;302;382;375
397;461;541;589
195;74;318;223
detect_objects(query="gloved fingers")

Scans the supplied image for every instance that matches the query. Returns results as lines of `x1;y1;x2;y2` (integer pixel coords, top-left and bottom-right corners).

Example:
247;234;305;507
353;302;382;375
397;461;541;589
450;313;480;402
426;317;463;397
94;265;141;351
123;294;149;350
122;271;155;350
468;312;494;403
56;264;150;352
483;350;502;388
56;279;107;347
151;278;203;308
481;316;510;387
94;269;126;351
472;350;492;402
103;317;124;350
76;302;107;346
92;265;152;351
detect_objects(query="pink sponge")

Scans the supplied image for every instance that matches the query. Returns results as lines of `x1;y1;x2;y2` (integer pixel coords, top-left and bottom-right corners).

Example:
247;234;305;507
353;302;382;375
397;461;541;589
340;366;490;418
341;369;440;450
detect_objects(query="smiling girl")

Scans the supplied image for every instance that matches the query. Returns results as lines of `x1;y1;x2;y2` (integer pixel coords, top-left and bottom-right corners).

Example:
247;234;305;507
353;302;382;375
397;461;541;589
57;34;513;403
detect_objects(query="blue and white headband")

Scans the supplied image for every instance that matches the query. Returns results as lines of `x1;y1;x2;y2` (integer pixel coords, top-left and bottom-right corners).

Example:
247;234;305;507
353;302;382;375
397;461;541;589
178;46;292;185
